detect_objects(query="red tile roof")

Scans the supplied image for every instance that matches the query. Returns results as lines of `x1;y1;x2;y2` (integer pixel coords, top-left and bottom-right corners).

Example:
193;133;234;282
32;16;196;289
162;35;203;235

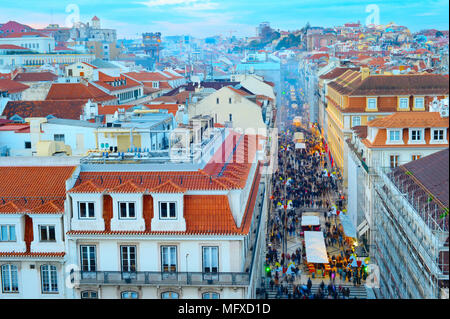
320;67;360;80
46;83;117;103
125;71;169;82
109;180;146;193
67;161;262;236
149;179;187;193
227;86;251;96
2;31;48;38
367;111;450;128
0;166;75;198
0;252;65;257
2;100;88;120
0;123;30;133
69;132;260;193
0;44;29;50
13;71;57;82
98;104;132;115
0;79;29;93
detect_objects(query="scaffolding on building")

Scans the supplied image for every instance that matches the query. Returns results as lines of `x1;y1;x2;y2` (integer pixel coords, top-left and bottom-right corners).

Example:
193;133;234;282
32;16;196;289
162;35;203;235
371;165;449;299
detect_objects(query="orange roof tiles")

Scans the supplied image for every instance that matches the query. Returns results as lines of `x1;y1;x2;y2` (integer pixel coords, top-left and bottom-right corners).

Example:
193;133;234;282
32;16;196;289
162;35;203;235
0;166;75;198
68;180;105;193
46;83;117;103
363;127;449;148
109;180;145;193
149;179;187;193
66;162;263;236
2;100;88;120
69;132;259;194
0;79;29;93
31;200;64;214
0;252;65;257
0;166;75;215
367;112;450;128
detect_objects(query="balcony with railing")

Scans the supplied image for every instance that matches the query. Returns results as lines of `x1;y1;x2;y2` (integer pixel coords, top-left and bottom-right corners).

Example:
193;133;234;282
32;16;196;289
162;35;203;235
72;271;250;287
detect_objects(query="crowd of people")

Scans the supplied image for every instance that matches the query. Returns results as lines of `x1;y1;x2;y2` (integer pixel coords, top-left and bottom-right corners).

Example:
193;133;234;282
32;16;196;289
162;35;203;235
262;89;366;299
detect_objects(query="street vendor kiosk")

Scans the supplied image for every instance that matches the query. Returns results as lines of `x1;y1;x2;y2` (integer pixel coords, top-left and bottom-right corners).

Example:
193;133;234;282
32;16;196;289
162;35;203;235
304;231;330;277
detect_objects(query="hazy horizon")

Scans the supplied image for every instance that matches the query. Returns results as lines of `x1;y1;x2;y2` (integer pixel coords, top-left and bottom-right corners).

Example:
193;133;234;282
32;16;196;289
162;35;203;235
0;0;448;39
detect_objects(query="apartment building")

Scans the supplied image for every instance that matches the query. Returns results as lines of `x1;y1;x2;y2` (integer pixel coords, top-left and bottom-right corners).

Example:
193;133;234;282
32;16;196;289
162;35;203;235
0;165;77;299
0;127;268;299
346;103;449;254
66;129;267;299
371;149;449;299
325;70;449;187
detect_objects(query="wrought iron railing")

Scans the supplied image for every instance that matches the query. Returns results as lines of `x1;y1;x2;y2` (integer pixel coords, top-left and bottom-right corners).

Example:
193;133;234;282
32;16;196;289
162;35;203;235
73;271;250;286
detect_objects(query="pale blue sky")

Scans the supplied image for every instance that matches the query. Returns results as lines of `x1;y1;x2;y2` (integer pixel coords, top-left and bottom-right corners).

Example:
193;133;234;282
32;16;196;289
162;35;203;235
0;0;448;38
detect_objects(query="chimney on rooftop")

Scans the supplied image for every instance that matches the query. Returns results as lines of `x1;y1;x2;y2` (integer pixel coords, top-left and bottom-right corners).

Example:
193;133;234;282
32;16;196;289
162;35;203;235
361;67;370;81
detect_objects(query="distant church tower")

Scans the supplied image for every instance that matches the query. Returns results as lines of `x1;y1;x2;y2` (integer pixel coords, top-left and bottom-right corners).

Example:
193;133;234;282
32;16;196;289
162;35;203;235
91;16;100;29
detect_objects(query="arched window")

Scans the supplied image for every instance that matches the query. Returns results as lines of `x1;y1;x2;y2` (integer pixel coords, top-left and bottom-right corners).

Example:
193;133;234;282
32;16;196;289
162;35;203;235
1;264;18;293
40;264;58;293
81;290;98;299
121;291;138;299
161;291;179;299
202;292;219;299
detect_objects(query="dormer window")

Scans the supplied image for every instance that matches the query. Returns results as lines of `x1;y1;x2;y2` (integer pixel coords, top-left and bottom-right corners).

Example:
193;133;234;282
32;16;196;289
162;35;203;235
119;202;136;219
431;128;447;143
79;202;95;219
399;97;409;109
367;98;377;110
388;129;401;142
409;128;424;144
159;202;176;219
414;97;424;109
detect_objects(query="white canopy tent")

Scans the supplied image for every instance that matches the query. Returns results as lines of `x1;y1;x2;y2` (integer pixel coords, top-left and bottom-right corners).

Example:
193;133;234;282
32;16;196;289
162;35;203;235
304;231;329;264
301;215;320;226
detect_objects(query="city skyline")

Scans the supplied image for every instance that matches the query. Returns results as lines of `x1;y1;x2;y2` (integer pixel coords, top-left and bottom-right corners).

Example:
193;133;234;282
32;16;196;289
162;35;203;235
0;0;448;38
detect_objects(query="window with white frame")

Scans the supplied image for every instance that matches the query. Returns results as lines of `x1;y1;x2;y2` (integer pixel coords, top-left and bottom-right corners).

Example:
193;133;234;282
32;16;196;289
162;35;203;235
40;265;58;293
39;225;56;242
0;225;16;242
367;98;377;110
351;116;361;127
121;291;138;299
410;129;424;143
1;264;18;293
399;97;409;109
80;245;96;272
414;97;424;109
202;246;219;273
81;290;98;299
159;202;176;219
432;128;446;142
388;130;402;142
152;81;158;88
119;202;136;219
202;292;220;299
120;246;136;272
161;246;177;272
79;202;95;219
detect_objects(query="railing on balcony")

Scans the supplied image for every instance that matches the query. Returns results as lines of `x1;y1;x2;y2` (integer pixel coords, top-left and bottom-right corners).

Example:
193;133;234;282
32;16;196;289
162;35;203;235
73;271;250;287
